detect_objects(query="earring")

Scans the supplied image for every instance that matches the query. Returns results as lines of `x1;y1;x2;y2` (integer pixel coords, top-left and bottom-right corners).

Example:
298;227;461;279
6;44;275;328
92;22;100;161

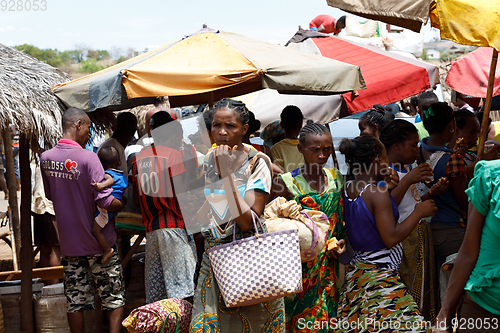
450;128;455;133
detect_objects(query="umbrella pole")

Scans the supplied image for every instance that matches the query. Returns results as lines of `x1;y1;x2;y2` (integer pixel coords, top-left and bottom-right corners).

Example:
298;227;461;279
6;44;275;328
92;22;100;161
477;49;499;161
209;92;214;108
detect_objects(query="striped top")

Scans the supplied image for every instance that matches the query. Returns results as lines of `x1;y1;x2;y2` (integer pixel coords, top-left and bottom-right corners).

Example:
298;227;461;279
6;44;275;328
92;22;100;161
131;145;186;232
343;183;403;270
203;149;272;239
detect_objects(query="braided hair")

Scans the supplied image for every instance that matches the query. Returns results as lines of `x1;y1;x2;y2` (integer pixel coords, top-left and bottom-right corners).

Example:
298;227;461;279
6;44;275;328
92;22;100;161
360;106;388;130
422;102;454;134
454;110;477;130
202;108;214;131
212;98;250;126
339;136;383;174
298;120;330;144
379;119;418;150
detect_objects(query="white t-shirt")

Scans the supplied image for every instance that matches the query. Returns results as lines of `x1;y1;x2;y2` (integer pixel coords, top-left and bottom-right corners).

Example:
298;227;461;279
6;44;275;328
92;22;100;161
390;164;421;223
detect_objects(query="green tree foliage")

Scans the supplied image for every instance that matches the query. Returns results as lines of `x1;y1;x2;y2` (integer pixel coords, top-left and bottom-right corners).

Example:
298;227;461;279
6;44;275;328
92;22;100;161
68;49;86;63
421;49;428;61
13;44;130;76
77;60;105;74
87;49;110;61
14;44;63;67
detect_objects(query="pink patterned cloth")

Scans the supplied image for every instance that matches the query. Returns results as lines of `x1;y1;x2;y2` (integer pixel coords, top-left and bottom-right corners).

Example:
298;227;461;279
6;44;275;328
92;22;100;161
122;298;193;333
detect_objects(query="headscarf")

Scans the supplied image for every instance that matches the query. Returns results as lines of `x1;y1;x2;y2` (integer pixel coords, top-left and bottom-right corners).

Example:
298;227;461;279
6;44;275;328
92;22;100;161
260;120;284;148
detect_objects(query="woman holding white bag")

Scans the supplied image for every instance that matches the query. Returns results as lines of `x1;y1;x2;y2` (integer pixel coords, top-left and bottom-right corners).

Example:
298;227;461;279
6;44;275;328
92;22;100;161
190;98;285;332
271;121;346;333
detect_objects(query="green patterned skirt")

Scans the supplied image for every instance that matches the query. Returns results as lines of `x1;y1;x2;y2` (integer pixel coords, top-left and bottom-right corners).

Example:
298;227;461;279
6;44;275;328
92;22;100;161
337;258;431;333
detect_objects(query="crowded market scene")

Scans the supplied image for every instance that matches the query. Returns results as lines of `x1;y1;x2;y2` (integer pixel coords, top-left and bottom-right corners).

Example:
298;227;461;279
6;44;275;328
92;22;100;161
0;0;499;332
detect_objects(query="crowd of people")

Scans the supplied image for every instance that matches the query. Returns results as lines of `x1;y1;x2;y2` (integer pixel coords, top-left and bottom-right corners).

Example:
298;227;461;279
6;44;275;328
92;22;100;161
35;89;500;333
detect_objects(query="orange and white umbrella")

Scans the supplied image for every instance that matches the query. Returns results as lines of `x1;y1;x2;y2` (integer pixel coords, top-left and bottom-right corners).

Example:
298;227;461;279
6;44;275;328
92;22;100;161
53;29;366;112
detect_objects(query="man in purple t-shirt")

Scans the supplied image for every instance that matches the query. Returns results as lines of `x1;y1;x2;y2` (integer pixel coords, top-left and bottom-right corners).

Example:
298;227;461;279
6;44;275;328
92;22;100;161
41;107;125;333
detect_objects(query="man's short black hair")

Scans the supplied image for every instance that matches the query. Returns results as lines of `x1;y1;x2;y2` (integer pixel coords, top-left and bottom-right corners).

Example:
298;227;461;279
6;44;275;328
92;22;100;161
418;91;439;110
338;15;346;26
280;105;303;130
150;111;173;130
113;112;137;137
62;107;88;131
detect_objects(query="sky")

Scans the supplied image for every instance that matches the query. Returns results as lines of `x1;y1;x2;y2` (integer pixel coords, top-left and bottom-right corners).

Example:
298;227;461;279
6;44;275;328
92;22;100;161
0;0;437;53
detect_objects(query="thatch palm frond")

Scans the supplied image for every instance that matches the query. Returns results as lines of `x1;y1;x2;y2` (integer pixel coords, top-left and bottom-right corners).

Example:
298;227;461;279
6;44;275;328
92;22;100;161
0;44;71;153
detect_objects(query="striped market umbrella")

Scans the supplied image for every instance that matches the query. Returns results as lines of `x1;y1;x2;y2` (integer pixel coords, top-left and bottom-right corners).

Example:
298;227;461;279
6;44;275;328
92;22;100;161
287;30;437;114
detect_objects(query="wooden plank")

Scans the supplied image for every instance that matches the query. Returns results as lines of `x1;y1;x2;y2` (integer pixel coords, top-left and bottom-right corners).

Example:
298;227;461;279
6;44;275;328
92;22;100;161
20;137;33;333
0;266;64;282
121;232;145;268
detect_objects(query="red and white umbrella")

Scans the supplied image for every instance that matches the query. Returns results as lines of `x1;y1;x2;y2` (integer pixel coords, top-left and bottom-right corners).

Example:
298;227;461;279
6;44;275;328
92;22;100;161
287;31;437;114
446;47;500;99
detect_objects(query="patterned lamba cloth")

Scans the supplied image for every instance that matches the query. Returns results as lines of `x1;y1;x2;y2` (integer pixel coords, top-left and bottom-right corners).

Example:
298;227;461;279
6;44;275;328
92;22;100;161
122;298;193;333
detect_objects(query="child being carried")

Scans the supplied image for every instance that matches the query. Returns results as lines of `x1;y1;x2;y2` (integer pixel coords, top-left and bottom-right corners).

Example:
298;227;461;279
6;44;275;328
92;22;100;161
92;146;128;263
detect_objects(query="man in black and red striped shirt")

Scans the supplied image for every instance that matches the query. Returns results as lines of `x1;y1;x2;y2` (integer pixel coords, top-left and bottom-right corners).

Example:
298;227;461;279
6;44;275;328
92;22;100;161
131;112;197;303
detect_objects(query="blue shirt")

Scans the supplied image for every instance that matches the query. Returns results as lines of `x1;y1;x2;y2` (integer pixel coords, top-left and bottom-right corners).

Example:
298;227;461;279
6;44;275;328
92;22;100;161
421;139;460;226
106;169;128;200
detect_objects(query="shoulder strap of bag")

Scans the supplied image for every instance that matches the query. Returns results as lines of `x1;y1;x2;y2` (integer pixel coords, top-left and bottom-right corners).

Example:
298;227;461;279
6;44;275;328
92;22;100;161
248;150;273;178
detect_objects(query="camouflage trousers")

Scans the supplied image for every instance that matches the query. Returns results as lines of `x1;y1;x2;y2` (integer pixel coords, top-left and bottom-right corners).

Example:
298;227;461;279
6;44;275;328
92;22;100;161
62;243;125;312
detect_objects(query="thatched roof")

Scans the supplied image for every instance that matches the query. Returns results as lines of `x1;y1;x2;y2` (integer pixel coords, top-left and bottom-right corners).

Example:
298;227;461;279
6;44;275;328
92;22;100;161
0;44;71;153
0;44;117;154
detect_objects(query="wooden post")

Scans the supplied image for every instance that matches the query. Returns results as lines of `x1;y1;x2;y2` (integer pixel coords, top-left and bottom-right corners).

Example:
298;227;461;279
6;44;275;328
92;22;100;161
477;49;499;161
20;136;33;333
2;128;20;265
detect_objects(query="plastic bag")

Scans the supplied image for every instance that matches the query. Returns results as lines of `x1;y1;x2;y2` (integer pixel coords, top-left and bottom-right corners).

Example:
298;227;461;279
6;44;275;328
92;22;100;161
265;197;330;262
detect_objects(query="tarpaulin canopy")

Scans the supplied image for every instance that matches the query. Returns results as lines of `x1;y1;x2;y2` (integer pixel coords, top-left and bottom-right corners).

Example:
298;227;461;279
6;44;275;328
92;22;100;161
326;0;433;33
446;48;500;98
326;0;500;51
238;89;345;127
287;30;437;114
430;0;500;52
53;29;365;112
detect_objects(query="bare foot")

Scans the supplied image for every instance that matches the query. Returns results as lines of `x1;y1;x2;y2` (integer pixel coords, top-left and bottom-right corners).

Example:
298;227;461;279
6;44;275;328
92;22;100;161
101;247;114;264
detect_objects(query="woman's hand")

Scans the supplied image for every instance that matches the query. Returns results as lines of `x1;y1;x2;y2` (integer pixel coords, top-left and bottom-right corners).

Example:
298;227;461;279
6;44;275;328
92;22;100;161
454;138;468;157
415;199;437;219
384;168;399;191
428;177;449;197
482;144;499;161
432;316;452;333
214;145;248;178
406;163;433;184
326;239;346;260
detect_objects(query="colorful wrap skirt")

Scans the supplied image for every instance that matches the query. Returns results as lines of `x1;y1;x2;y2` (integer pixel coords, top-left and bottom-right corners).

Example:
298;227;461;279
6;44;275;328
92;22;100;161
337;258;431;333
